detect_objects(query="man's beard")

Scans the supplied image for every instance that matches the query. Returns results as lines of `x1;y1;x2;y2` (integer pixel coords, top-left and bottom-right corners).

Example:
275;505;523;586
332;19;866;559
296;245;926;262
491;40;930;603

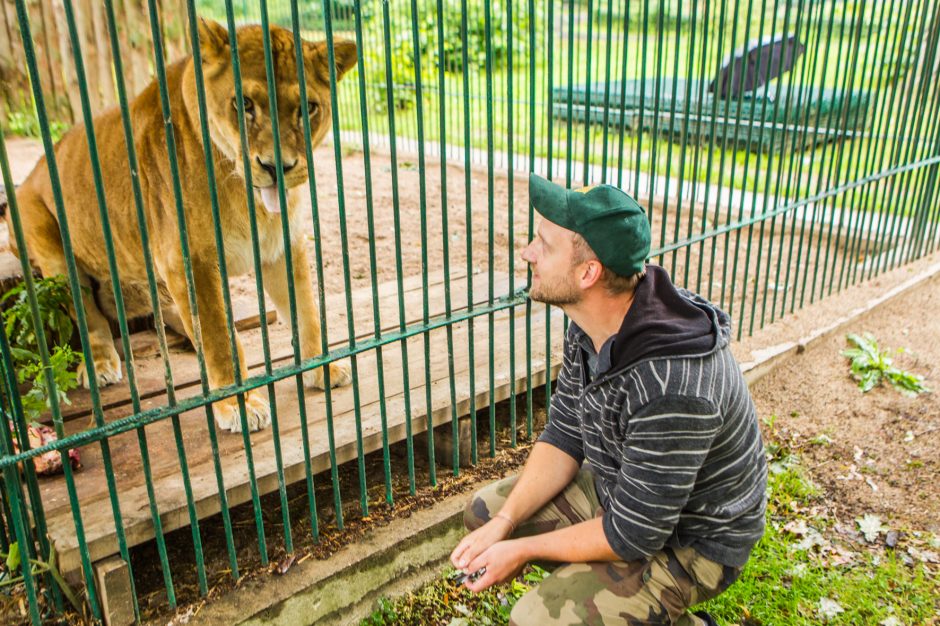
528;274;581;306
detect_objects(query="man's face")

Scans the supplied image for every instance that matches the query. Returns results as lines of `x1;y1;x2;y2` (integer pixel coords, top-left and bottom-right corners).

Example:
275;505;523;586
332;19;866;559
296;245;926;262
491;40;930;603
521;219;583;306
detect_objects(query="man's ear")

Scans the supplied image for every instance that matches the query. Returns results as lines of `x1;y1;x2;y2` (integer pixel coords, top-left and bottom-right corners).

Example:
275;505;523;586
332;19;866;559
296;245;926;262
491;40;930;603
579;259;605;290
197;18;230;65
304;39;358;83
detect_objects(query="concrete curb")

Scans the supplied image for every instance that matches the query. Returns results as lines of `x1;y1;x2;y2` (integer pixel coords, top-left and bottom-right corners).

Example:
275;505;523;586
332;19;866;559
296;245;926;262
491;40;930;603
738;259;940;386
187;254;940;626
188;492;470;626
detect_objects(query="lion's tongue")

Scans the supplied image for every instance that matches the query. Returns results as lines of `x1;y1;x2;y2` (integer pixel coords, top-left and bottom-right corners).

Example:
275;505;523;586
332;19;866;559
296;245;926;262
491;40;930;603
259;186;281;214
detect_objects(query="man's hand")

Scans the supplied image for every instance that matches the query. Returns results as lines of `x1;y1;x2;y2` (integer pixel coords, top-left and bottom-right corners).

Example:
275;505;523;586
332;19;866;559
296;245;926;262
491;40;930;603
450;515;514;573
460;539;529;592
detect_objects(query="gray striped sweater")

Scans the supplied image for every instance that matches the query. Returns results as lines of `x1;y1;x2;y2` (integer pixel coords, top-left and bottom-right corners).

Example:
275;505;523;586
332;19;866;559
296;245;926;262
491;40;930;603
538;267;767;568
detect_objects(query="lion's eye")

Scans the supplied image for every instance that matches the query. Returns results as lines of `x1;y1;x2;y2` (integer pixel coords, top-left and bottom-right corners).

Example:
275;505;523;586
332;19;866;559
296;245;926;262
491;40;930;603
306;101;320;117
232;96;256;120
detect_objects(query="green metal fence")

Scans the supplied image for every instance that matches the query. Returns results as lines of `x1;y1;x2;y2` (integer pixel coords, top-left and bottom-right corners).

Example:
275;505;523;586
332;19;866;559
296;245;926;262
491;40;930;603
0;0;938;621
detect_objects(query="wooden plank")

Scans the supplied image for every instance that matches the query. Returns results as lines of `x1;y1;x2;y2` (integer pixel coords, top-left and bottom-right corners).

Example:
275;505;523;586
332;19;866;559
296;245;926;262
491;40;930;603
59;269;506;421
114;297;278;361
41;292;565;574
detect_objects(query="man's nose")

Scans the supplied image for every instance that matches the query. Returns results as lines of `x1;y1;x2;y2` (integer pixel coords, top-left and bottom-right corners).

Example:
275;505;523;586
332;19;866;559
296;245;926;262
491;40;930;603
521;241;535;263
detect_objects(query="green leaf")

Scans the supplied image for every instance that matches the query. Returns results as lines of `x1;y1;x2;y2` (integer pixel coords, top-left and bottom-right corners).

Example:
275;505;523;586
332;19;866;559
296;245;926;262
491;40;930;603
5;542;20;571
844;333;928;395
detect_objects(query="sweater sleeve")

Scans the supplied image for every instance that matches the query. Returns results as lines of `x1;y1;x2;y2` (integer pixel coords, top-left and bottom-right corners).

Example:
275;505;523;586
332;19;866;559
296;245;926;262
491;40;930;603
536;328;585;464
601;394;721;562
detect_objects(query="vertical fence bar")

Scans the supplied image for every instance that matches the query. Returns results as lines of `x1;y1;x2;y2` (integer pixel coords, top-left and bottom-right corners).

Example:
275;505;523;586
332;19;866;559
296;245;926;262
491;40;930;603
406;0;437;483
860;0;917;284
316;0;370;514
459;0;478;466
525;0;536;439
711;0;749;309
230;2;299;550
599;0;614;184
506;0;517;447
10;0;113;612
189;0;269;566
0;420;40;625
435;0;461;471
483;0;497;457
383;0;418;491
144;0;241;581
0;131;62;614
352;0;394;503
783;0;830;315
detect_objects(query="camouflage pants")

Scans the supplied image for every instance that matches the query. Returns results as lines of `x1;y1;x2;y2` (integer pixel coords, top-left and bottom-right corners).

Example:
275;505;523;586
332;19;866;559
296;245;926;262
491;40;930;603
464;469;742;626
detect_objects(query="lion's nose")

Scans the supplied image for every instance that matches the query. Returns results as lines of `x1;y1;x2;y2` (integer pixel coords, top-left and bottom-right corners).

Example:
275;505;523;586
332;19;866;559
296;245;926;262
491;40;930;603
257;157;297;181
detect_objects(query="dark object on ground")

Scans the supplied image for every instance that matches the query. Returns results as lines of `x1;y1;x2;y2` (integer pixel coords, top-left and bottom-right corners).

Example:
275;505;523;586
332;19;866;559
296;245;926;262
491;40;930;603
710;34;805;99
695;610;720;626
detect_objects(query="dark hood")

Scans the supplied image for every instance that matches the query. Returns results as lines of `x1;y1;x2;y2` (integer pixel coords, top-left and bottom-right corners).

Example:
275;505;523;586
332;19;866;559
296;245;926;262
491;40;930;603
608;264;727;371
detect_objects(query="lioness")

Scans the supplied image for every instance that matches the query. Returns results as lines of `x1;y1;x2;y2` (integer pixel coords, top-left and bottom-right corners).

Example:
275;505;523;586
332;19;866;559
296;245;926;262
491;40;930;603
7;19;355;432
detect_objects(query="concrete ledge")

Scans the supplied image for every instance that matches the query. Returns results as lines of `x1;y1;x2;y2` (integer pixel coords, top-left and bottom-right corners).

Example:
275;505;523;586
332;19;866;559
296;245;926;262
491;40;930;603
739;258;940;385
189;492;470;626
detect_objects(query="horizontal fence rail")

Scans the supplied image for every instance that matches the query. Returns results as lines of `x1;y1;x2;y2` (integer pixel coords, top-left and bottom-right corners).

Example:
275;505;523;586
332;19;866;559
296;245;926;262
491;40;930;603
0;0;938;621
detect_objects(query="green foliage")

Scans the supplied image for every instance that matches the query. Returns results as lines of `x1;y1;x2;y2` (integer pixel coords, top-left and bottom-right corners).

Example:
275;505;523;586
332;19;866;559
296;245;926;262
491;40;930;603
0;543;82;613
361;0;542;112
842;333;929;395
2;276;75;361
2;100;68;142
1;276;82;422
15;345;81;418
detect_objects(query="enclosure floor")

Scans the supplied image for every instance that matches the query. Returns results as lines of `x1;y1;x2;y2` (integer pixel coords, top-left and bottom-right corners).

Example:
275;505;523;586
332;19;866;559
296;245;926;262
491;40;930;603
35;270;564;574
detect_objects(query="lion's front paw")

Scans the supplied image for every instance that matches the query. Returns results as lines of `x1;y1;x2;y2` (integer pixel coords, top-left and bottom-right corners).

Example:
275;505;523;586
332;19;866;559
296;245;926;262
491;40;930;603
304;358;352;390
213;392;271;433
76;343;123;389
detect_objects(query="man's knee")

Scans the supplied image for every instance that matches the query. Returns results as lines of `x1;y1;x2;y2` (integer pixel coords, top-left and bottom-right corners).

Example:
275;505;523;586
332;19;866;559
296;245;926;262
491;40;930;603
463;492;489;531
507;589;547;626
462;475;518;531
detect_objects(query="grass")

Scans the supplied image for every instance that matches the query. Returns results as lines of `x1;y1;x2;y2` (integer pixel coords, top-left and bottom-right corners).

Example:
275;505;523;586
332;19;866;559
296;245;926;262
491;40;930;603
361;443;940;625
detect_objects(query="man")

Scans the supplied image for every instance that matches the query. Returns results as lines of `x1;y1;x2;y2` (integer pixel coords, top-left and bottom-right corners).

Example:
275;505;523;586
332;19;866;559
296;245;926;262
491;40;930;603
450;174;767;626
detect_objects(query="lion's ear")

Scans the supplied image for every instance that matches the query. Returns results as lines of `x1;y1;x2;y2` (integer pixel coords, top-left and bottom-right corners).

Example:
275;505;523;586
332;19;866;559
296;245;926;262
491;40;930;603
197;18;230;64
304;40;358;83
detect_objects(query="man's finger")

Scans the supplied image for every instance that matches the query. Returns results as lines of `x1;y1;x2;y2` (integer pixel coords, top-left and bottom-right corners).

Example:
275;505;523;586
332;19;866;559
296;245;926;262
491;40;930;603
466;569;495;593
451;535;475;566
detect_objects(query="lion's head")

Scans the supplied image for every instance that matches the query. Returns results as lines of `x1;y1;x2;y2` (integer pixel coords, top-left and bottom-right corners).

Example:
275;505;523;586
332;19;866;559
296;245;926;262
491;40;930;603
189;18;357;213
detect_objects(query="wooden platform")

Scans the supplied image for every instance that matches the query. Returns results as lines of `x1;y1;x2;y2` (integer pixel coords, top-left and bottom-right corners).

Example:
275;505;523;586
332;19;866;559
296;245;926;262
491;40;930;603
32;270;565;574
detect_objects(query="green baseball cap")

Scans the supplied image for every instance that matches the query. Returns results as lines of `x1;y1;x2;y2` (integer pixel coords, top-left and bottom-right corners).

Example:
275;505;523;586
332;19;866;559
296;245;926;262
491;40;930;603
529;173;650;276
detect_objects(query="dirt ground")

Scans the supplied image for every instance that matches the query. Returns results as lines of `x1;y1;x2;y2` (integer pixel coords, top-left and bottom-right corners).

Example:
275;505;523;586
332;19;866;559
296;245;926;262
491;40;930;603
750;272;940;535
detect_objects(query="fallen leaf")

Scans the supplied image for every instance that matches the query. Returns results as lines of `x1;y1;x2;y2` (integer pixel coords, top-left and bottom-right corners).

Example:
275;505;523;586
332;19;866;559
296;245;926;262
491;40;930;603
885;530;899;549
880;617;902;626
826;545;858;567
794;529;828;552
274;554;296;575
818;597;845;620
857;514;884;543
906;546;940;564
783;519;809;537
836;464;863;481
865;477;879;492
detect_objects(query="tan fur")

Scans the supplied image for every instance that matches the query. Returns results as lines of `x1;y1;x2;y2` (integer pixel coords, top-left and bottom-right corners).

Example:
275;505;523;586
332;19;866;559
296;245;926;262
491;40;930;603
7;20;356;432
